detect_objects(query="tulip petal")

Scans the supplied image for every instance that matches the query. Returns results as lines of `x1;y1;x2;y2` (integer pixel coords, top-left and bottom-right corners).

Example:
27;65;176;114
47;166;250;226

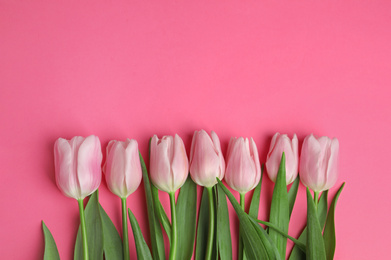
106;141;127;197
54;138;79;198
249;137;261;190
150;136;172;192
77;135;102;199
190;131;221;187
301;135;323;192
171;134;189;191
324;138;339;191
211;131;225;180
124;139;142;196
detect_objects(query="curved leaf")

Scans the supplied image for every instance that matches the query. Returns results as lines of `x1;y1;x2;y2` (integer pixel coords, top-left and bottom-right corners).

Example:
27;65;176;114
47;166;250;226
195;188;209;260
99;204;123;260
253;218;305;252
139;152;165;260
42;221;60;260
249;166;264;219
269;153;289;258
74;191;103;260
323;183;345;260
217;179;276;259
176;177;197;260
306;188;326;260
288;176;300;218
151;184;172;242
289;190;328;260
216;183;232;260
128;209;153;260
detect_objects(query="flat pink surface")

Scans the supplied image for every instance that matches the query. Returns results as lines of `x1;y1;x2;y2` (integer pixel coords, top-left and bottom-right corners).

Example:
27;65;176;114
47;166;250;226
1;1;390;259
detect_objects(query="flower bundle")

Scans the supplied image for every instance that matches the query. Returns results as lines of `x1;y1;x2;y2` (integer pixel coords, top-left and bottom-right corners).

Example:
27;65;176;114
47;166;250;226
42;131;344;260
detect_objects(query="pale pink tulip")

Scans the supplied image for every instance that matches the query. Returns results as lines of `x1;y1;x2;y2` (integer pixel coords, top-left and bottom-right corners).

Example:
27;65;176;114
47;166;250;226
54;135;102;200
225;137;261;194
104;139;142;198
150;134;189;193
189;130;225;187
299;134;339;192
266;133;299;185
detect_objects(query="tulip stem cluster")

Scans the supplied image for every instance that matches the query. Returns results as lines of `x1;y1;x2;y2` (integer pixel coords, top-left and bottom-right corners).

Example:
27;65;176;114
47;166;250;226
168;192;178;260
77;199;89;260
121;198;130;260
50;132;342;260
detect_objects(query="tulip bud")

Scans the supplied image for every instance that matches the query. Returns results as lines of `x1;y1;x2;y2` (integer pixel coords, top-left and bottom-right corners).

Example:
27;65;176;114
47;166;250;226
150;134;189;193
266;133;299;185
54;135;102;200
225;137;261;194
299;134;339;192
189;130;225;187
104;139;142;198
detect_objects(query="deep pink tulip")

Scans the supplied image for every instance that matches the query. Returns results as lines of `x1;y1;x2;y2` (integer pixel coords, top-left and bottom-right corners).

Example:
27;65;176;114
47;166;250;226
299;134;339;192
150;134;189;193
266;133;299;185
189;130;225;187
104;139;142;198
225;137;261;194
54;135;102;200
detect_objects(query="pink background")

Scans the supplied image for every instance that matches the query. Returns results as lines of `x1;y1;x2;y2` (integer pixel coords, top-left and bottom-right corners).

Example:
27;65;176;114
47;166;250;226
1;1;390;259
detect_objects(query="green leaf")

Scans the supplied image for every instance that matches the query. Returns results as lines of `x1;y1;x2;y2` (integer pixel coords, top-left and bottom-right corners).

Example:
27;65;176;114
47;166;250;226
323;183;345;260
248;218;282;260
128;209;153;260
289;190;328;260
216;183;232;260
74;191;103;260
176;177;197;260
139;152;166;260
249;166;264;218
288;176;300;218
217;179;276;259
306;188;326;260
99;204;123;260
151;183;172;242
253;218;305;252
195;188;210;260
269;153;289;258
42;221;60;260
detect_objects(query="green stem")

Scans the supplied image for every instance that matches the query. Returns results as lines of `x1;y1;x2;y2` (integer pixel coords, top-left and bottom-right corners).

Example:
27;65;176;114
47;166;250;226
240;193;245;211
169;192;177;260
205;187;215;260
314;191;319;211
77;199;89;260
239;193;246;260
121;198;130;260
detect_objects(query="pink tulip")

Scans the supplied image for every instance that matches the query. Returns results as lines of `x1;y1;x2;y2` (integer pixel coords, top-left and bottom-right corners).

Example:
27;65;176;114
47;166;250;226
150;134;189;193
225;137;261;194
266;133;299;185
104;139;142;198
189;130;225;187
54;135;102;200
299;134;339;192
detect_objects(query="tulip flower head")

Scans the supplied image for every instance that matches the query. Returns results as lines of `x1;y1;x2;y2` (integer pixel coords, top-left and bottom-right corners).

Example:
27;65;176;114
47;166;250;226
54;135;102;200
104;139;142;198
266;133;299;185
299;134;339;192
149;134;189;193
189;130;225;187
225;137;261;194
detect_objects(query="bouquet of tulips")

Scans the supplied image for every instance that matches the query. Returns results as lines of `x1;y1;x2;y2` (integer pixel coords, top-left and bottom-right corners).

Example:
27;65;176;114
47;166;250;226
42;130;344;260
